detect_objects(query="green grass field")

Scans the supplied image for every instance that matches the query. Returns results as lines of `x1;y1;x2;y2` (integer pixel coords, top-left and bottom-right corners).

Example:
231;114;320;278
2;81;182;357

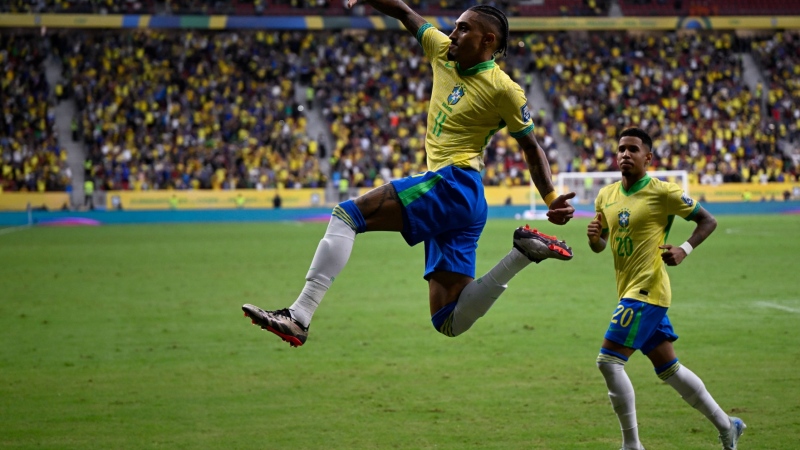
1;215;798;449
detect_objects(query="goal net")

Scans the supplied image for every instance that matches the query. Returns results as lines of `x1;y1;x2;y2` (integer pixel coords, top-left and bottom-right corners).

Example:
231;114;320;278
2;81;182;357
522;170;689;220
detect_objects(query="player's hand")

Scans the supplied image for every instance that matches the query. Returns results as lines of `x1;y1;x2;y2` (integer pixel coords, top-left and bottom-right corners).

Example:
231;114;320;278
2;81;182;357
659;244;687;266
347;0;362;7
546;191;576;225
587;213;603;243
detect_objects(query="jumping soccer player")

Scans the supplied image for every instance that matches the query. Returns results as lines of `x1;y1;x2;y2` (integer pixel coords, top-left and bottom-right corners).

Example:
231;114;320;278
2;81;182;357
587;127;746;450
243;0;575;346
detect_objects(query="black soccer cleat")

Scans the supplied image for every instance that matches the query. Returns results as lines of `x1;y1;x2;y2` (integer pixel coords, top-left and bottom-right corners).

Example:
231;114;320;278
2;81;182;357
242;304;309;347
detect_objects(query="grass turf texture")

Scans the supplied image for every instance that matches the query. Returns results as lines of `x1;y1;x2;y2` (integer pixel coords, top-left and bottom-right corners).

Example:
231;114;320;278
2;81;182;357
1;215;798;449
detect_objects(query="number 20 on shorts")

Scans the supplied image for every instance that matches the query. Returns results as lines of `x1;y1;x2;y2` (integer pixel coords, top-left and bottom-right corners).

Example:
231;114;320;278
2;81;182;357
611;304;635;328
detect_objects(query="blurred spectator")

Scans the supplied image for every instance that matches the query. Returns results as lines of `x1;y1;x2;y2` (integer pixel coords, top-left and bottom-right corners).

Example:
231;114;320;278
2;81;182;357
58;30;326;191
529;30;797;184
1;33;69;192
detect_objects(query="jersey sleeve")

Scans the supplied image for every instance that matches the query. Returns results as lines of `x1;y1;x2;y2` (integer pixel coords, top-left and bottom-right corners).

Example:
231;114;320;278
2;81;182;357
416;23;450;63
595;188;609;231
664;182;700;220
497;82;534;138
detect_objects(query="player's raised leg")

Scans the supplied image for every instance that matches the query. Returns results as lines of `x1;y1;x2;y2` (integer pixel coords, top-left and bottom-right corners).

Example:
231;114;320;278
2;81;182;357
432;225;573;337
243;184;403;347
242;202;359;347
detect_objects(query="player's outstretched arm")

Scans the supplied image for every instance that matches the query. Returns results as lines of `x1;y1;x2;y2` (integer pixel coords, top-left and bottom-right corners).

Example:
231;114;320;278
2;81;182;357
587;213;607;253
347;0;427;37
659;206;717;266
516;132;575;225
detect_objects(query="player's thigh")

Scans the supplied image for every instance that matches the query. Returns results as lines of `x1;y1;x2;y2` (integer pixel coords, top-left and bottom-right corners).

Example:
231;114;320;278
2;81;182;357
393;166;486;245
428;271;473;315
601;338;635;358
353;183;404;232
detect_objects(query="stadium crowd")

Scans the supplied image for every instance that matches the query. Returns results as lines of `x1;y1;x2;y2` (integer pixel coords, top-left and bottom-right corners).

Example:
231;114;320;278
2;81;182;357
0;33;70;193
1;0;610;16
54;30;325;191
2;27;799;193
530;31;798;185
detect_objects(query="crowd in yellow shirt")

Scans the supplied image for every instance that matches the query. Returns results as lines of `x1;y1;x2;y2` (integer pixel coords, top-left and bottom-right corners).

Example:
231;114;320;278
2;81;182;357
2;28;798;194
59;30;325;191
530;31;798;184
0;34;71;193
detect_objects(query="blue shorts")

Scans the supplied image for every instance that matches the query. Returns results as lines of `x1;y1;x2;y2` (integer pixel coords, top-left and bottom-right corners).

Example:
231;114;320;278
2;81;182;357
390;165;487;279
604;298;679;355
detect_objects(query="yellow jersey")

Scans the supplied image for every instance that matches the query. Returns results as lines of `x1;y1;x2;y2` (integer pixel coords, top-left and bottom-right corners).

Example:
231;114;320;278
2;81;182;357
417;23;534;172
595;175;700;307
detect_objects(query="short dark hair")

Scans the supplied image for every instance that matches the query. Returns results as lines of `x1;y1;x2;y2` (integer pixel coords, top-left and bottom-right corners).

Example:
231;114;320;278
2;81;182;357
468;4;509;59
619;127;652;150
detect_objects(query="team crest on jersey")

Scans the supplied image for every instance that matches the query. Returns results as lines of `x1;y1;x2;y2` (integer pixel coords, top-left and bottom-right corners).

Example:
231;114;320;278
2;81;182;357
618;208;631;228
447;84;466;105
521;104;531;122
681;192;694;206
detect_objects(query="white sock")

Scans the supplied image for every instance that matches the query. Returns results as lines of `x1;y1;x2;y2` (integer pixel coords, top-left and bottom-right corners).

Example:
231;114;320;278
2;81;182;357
663;364;731;432
450;249;531;336
598;361;642;449
289;217;355;328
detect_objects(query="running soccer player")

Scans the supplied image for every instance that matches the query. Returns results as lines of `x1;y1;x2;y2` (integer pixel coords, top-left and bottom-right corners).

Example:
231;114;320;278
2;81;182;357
587;128;745;450
242;0;576;346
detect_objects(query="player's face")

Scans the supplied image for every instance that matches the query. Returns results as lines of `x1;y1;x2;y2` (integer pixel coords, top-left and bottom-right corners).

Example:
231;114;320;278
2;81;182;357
617;136;652;178
447;11;492;65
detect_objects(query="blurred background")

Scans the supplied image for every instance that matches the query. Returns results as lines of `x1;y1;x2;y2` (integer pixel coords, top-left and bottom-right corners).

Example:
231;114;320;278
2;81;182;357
1;0;799;220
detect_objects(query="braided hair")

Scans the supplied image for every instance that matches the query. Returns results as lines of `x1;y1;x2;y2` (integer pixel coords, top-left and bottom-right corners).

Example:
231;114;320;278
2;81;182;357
468;4;509;59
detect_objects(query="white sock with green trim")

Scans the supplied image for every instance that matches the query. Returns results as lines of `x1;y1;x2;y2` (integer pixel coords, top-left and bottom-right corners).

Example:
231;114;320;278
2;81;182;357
451;249;531;336
663;364;731;432
289;217;355;328
598;359;642;450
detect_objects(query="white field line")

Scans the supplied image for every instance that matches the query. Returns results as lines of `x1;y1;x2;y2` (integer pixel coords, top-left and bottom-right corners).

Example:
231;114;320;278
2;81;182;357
725;228;778;236
0;225;30;236
754;301;800;314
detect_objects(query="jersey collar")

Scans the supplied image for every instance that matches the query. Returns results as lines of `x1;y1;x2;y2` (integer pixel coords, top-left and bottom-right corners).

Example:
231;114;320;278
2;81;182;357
620;174;651;196
457;59;496;77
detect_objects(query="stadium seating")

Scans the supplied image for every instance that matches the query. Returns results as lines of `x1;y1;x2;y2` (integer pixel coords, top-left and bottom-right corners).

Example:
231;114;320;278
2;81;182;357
0;33;70;192
58;30;325;191
529;30;796;184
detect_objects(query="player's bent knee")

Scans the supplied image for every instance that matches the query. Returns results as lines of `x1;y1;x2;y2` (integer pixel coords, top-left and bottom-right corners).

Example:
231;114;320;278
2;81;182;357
431;302;458;337
332;200;366;233
597;348;629;371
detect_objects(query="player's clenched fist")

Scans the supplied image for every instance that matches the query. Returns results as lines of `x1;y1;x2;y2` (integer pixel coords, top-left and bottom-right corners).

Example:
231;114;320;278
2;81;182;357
587;213;603;243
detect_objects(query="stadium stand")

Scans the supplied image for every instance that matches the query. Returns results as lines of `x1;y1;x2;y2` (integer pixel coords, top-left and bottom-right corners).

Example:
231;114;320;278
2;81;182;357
2;4;799;194
1;0;153;14
529;30;797;184
57;30;325;191
0;33;70;193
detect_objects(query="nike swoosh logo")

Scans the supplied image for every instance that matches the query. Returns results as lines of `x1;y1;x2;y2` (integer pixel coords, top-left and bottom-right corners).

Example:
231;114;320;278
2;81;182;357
444;62;454;68
605;202;618;208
